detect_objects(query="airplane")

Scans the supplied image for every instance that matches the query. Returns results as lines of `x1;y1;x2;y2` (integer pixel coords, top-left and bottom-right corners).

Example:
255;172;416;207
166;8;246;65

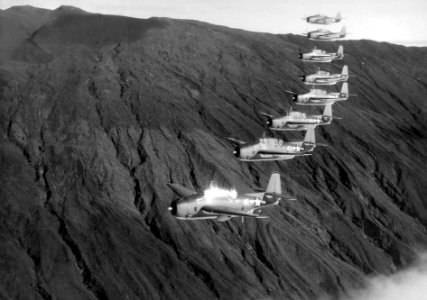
304;26;347;41
260;104;338;131
168;172;296;222
229;126;324;161
288;83;349;106
304;12;342;25
299;65;349;85
299;45;344;63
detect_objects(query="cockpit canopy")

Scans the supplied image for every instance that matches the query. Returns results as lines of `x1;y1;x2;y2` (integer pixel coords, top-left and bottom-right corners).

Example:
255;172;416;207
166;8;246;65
204;183;238;200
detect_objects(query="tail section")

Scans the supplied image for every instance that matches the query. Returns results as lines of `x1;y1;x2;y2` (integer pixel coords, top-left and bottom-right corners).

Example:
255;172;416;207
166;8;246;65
303;126;316;144
266;172;281;195
336;12;342;21
336;45;344;59
322;103;332;118
263;172;285;205
342;65;348;77
340;82;348;95
340;26;346;36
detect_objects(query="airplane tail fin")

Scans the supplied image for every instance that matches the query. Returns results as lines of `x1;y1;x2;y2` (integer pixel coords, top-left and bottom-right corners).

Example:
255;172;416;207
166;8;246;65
337;45;344;59
303;126;316;144
322;103;332;118
336;12;342;20
341;26;346;36
266;172;281;195
342;65;348;77
263;172;284;205
340;82;348;95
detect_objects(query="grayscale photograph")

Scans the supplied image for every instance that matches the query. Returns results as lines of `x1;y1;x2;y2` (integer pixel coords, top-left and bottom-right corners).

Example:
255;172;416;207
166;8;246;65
1;0;426;299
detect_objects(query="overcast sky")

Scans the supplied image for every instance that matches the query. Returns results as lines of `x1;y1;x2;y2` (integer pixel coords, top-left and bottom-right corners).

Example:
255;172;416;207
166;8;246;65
2;0;427;46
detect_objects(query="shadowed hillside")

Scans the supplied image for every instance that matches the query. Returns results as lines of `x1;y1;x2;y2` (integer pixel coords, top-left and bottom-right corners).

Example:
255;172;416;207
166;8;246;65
1;6;427;300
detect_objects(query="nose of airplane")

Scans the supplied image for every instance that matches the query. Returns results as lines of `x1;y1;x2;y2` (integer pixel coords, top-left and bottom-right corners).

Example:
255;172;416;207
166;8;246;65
266;117;272;128
233;146;240;158
292;94;298;102
298;53;303;59
300;75;306;82
168;200;178;216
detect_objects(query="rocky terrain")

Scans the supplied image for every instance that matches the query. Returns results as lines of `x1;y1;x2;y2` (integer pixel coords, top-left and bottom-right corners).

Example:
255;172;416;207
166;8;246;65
1;5;427;300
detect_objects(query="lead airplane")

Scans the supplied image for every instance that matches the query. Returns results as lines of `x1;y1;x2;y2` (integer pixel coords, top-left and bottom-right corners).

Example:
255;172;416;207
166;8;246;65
305;26;347;41
299;46;344;63
304;12;342;25
229;126;324;161
168;172;295;222
260;104;338;131
300;65;349;85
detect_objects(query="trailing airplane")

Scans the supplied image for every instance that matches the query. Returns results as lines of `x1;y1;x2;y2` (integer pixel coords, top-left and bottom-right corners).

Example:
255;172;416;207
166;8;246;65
304;26;347;41
299;65;349;85
260;104;338;131
299;45;344;63
304;12;342;25
168;172;295;222
288;83;349;106
229;126;324;161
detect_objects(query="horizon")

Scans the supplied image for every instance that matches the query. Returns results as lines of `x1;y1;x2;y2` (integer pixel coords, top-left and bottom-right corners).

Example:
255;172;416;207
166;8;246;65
1;1;427;47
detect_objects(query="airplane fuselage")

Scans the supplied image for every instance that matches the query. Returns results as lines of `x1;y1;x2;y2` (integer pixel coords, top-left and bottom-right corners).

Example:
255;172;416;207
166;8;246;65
306;16;340;25
235;138;313;161
270;113;331;130
304;73;347;85
308;32;345;41
294;90;348;105
172;194;267;220
300;50;341;62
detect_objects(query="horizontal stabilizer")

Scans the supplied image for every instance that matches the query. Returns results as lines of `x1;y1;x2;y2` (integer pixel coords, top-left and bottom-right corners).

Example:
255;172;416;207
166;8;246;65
202;207;268;218
265;192;297;201
167;183;198;198
304;142;328;147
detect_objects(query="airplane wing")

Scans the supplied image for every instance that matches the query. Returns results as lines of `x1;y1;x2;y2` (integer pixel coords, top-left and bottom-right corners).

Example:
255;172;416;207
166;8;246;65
227;137;246;145
257;150;299;155
259;111;274;118
167;183;198;198
201;206;269;218
314;33;333;39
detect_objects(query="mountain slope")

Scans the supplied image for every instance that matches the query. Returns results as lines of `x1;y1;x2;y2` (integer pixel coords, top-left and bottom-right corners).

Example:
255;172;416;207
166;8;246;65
1;7;427;300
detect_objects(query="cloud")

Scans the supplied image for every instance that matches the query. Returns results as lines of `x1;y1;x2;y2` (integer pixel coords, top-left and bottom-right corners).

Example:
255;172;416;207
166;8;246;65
344;253;427;300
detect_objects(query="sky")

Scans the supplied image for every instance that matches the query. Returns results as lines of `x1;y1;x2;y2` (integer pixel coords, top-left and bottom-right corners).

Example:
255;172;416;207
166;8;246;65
1;0;427;46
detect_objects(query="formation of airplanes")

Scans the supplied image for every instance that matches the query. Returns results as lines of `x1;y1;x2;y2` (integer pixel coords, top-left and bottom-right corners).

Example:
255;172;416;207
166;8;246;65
169;12;353;222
